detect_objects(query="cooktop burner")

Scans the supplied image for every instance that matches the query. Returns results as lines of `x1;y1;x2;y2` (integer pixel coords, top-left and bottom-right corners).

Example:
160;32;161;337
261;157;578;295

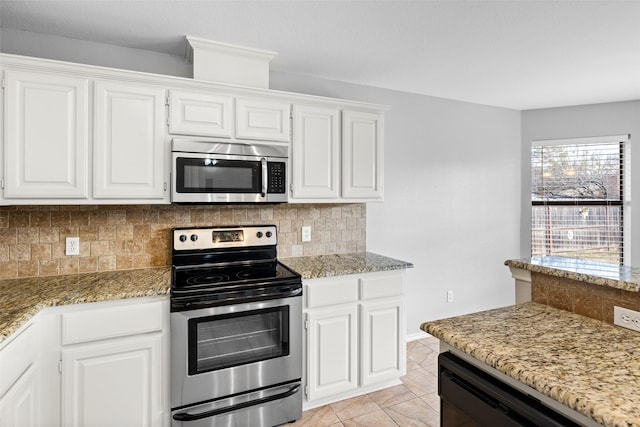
237;267;279;280
185;274;232;286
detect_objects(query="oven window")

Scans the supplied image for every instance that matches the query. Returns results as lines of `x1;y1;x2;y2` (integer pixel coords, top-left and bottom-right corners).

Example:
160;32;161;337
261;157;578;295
176;157;261;193
188;306;290;374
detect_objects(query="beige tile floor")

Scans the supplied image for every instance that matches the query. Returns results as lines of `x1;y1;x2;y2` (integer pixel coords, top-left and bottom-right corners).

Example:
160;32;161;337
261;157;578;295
285;336;441;427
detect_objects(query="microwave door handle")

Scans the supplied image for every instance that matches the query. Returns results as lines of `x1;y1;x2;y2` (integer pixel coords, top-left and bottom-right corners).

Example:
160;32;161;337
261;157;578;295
261;158;268;198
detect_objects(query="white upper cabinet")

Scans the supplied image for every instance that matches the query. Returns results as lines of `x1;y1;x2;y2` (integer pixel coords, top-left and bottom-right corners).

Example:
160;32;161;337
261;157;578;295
168;90;233;138
290;107;384;203
235;98;291;142
168;92;290;143
4;70;89;199
291;105;340;199
93;81;167;200
342;110;383;200
1;54;387;205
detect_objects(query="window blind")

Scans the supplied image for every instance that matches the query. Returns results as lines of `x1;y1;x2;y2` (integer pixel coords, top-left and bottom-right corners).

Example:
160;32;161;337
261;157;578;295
531;135;627;264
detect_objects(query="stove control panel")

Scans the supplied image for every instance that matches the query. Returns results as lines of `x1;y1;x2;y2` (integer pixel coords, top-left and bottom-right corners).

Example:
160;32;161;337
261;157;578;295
173;226;277;251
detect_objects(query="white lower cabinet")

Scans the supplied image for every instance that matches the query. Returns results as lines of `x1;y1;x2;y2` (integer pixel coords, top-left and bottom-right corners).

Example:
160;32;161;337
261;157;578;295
0;319;40;426
0;318;40;427
0;364;39;427
303;270;405;408
56;297;169;427
11;295;170;427
360;298;404;386
306;304;358;401
61;334;162;427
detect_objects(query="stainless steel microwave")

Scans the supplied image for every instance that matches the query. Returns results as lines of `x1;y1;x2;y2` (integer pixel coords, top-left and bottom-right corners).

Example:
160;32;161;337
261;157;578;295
171;139;288;203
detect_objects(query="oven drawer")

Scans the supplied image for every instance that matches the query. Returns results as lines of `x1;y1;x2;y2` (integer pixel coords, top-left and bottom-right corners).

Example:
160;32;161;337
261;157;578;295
171;381;302;427
62;299;164;345
305;276;358;308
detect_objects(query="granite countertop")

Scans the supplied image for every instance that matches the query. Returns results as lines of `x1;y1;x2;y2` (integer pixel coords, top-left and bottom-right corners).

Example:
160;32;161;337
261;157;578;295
506;256;640;292
281;251;413;279
422;302;640;427
0;267;171;344
1;251;412;345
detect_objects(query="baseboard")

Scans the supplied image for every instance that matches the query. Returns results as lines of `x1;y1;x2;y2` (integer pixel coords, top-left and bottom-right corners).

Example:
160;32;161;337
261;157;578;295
406;330;431;342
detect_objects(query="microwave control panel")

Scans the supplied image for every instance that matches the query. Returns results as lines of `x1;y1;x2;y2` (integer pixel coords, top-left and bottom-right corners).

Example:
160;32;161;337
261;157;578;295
267;162;286;194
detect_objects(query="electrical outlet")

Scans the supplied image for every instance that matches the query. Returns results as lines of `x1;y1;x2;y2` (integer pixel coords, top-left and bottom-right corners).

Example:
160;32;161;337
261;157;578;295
301;226;311;242
447;290;454;303
614;306;640;333
66;237;80;256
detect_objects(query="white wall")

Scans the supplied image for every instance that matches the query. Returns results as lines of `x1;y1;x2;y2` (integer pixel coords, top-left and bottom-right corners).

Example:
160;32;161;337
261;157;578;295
270;72;522;336
521;102;640;266
1;30;523;337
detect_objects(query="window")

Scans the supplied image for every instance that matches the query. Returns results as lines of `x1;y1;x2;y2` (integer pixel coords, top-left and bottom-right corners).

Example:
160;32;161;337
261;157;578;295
531;135;628;264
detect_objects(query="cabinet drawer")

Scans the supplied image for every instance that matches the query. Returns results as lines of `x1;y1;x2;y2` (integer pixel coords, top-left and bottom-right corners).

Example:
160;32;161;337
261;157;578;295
359;271;403;300
305;276;358;308
62;300;163;345
0;322;37;397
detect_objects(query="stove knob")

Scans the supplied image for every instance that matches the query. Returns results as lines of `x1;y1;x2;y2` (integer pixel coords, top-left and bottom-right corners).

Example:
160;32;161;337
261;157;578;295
190;234;198;242
256;232;263;238
266;231;273;238
179;234;187;242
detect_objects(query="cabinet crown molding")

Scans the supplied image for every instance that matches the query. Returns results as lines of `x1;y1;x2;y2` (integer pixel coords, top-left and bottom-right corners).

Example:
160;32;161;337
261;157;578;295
0;53;390;112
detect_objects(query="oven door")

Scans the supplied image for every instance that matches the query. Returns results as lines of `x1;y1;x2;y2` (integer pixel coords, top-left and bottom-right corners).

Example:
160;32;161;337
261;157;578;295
171;296;302;409
171;151;287;203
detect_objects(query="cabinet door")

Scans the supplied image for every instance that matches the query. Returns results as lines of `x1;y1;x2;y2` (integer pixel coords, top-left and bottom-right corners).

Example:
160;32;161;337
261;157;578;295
169;90;233;138
291;105;340;200
306;305;357;401
0;364;39;427
61;334;163;427
359;297;405;386
94;81;166;200
4;71;89;199
236;98;290;142
342;110;383;200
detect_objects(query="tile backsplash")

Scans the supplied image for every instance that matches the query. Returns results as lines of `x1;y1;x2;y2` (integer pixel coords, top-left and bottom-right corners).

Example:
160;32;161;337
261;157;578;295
531;271;640;324
0;203;366;279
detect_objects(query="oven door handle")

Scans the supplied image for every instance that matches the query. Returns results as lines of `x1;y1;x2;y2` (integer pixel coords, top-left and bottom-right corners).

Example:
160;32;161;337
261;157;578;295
172;384;300;422
261;157;268;198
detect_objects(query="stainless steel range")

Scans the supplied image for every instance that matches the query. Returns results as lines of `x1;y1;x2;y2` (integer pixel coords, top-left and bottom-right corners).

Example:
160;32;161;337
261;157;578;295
170;225;302;427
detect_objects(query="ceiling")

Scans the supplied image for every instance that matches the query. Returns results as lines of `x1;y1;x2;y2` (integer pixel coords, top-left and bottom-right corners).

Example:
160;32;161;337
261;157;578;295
1;0;639;110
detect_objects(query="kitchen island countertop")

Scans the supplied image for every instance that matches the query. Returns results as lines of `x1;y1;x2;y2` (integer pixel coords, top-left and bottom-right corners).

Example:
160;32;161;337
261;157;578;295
506;256;640;292
422;302;640;427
